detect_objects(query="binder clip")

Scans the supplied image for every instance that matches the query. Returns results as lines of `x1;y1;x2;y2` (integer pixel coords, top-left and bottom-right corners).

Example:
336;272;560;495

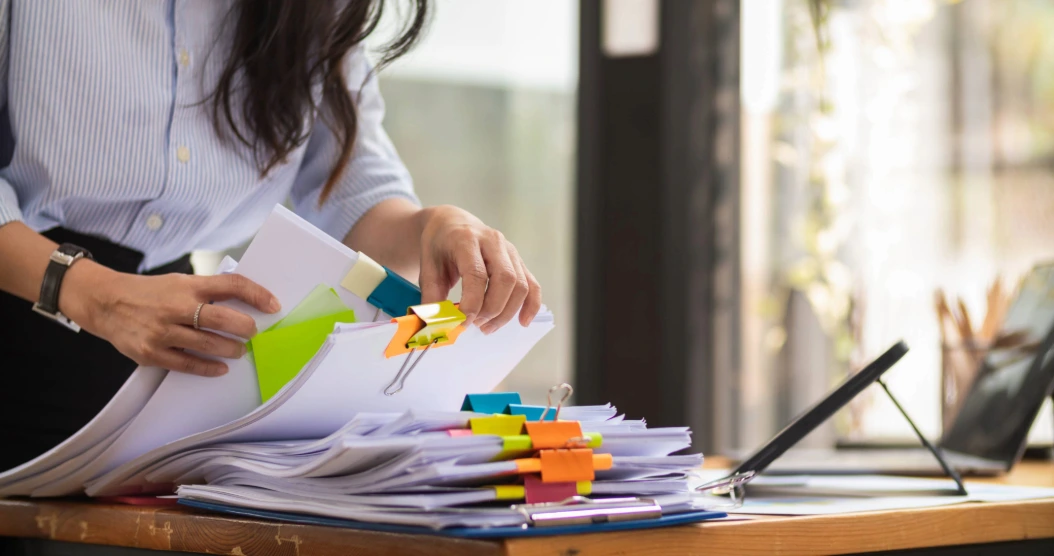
515;449;613;483
511;496;662;527
540;383;573;421
383;301;466;396
341;252;422;318
469;414;528;436
505;404;557;421
462;392;523;414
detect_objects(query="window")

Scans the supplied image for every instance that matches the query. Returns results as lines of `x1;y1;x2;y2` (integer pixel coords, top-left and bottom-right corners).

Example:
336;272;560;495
738;0;1054;448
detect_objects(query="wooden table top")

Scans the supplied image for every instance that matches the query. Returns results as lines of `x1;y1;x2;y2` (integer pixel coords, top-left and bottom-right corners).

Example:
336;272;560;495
1;460;1052;556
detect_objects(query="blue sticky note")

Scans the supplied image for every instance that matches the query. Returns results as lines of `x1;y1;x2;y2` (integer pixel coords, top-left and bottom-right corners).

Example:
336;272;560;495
506;404;557;421
461;392;522;415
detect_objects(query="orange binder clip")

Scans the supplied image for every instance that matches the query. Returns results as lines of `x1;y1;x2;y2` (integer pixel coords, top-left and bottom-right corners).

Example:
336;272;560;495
383;301;466;396
524;421;590;450
515;450;613;483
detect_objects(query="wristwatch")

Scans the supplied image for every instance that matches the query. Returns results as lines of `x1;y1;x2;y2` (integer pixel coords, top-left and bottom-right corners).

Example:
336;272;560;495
31;243;93;332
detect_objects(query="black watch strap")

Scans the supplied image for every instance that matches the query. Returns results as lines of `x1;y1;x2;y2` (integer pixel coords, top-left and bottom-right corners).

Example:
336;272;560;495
32;243;93;331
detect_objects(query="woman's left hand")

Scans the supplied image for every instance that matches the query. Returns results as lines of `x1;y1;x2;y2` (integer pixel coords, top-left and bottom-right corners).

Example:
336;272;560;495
418;205;542;333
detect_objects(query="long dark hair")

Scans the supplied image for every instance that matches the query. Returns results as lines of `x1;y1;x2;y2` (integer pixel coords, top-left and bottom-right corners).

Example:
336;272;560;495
209;0;429;203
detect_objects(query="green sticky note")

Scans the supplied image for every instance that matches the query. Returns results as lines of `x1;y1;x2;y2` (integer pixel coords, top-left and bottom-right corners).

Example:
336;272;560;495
251;308;356;402
247;285;351;355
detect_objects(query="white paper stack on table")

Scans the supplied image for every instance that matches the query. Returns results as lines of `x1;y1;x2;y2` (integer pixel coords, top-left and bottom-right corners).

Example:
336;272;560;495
0;205;553;498
174;402;708;529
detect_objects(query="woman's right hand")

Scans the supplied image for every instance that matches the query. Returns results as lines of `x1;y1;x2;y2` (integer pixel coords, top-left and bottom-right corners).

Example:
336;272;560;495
59;261;280;376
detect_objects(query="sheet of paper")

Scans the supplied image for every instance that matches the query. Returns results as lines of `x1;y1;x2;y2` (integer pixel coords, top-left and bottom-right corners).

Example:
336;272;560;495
0;366;166;494
721;474;1054;515
252;309;357;402
35;206;377;496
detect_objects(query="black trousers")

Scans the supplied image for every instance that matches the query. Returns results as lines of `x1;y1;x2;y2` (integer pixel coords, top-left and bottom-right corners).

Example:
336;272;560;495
0;228;192;471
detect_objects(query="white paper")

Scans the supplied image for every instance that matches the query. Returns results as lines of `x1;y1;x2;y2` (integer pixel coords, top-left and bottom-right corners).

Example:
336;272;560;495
724;474;1054;515
0;366;165;494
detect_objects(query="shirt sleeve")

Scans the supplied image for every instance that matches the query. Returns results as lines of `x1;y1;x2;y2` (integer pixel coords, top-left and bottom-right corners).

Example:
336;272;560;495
0;0;23;228
289;46;419;243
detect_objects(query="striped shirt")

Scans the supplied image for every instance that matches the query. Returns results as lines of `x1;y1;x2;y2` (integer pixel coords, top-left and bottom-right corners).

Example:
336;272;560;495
0;0;418;271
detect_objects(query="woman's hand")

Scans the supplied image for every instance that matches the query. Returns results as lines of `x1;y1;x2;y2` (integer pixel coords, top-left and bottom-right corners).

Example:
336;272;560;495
60;262;280;376
418;205;542;333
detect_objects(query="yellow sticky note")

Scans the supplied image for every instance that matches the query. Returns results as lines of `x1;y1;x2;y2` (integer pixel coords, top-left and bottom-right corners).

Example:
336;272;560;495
251;309;356;402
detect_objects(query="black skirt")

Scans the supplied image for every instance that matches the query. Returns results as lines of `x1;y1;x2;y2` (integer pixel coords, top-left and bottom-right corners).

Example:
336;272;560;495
0;228;192;471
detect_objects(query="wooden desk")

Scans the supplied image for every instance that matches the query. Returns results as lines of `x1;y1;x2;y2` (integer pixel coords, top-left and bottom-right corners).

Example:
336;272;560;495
2;461;1053;556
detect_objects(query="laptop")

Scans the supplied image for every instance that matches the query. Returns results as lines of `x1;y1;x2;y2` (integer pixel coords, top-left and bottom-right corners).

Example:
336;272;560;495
732;262;1054;479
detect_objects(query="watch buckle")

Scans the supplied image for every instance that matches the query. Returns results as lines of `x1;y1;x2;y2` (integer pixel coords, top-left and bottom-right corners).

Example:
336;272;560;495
31;303;82;332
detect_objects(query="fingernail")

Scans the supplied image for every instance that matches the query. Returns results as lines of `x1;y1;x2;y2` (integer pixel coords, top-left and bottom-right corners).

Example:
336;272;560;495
463;313;477;327
481;324;496;335
268;298;281;313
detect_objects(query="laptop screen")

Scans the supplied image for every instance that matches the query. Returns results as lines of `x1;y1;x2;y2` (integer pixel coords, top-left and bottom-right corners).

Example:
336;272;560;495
941;263;1054;466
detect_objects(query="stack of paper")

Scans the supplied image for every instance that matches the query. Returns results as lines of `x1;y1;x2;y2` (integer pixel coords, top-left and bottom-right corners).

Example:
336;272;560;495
175;400;709;529
0;205;552;498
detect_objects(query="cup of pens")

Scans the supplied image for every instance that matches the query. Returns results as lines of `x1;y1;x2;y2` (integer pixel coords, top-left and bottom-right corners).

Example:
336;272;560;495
936;281;1012;434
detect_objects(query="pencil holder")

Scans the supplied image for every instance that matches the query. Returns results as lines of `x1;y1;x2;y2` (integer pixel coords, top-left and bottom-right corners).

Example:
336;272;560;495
940;340;988;434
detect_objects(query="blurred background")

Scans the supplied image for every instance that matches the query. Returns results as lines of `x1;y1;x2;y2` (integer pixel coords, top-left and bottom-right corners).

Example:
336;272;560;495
195;0;1054;455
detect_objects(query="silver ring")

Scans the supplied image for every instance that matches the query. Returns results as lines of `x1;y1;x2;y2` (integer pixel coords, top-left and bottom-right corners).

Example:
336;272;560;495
193;302;205;330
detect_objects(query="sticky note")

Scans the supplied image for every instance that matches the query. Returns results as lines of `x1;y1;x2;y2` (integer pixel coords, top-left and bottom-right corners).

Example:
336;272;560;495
524;475;577;504
340;253;387;299
251;309;356;402
247;285;349;354
462;392;522;414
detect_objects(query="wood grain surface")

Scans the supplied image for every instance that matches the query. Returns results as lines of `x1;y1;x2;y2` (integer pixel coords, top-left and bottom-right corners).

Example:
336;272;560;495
1;461;1052;556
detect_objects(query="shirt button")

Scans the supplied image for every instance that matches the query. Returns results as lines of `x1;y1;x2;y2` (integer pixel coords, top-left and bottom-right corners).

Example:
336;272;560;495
176;146;190;163
146;214;164;231
178;49;191;67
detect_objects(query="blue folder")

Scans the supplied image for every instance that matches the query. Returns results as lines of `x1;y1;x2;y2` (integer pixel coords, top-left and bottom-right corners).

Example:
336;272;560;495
179;499;727;539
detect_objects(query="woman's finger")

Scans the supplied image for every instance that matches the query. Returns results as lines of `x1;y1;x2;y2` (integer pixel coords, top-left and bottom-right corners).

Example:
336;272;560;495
519;264;543;326
197;274;280;313
451;237;488;327
419;251;451;305
481;245;530;334
151;347;229;377
165;324;247;359
193;303;258;339
474;233;518;331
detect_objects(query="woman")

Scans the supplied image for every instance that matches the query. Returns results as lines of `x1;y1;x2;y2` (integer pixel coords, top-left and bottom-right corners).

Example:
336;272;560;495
0;0;541;471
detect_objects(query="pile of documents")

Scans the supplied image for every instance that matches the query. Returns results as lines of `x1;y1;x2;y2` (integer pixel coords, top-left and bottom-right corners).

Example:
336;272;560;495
0;205;723;533
175;395;711;529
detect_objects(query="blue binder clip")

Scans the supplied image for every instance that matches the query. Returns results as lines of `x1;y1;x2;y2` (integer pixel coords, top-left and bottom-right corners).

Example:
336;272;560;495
461;392;522;415
341;252;422;317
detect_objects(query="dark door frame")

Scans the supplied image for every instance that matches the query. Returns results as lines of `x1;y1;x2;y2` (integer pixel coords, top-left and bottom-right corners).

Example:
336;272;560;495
575;0;741;453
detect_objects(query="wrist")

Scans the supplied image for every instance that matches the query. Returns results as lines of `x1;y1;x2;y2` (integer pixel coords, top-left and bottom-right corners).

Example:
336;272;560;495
58;259;116;331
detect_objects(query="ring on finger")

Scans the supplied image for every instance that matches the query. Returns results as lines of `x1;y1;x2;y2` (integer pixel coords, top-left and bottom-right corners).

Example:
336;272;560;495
193;302;206;330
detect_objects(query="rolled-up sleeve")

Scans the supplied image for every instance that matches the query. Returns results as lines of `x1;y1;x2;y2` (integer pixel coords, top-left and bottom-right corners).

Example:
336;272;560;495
290;47;419;242
0;0;21;229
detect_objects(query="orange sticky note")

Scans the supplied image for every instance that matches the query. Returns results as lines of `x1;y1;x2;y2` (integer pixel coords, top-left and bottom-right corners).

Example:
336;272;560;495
524;420;586;449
